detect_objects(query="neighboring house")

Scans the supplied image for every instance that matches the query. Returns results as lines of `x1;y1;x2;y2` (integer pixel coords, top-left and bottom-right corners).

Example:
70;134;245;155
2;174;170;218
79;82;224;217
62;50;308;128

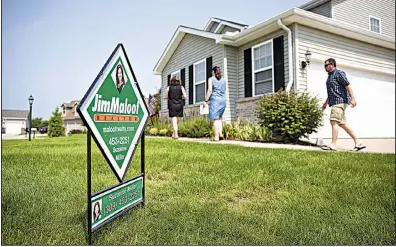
2;109;29;135
153;0;395;141
61;100;87;134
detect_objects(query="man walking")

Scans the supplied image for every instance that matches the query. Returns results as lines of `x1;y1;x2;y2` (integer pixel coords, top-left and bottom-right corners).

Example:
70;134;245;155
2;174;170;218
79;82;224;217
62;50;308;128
321;58;366;151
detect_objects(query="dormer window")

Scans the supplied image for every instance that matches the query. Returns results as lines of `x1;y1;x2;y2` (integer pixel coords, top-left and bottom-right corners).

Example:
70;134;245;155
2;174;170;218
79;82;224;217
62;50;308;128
369;16;381;34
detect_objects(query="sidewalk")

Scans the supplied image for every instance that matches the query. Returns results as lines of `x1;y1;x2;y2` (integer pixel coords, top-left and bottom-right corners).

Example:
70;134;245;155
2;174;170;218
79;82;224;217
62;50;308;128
2;134;48;140
147;136;395;154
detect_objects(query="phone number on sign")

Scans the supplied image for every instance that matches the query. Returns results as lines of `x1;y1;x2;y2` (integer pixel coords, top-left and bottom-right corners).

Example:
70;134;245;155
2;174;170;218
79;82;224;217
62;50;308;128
108;136;130;146
104;192;140;215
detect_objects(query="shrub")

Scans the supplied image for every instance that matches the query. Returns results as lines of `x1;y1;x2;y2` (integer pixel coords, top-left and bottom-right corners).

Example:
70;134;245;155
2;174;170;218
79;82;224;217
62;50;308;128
69;129;84;134
149;128;159;136
159;129;168;136
145;117;272;142
256;90;323;142
178;117;212;138
224;119;272;142
222;123;234;140
150;117;172;137
145;126;151;135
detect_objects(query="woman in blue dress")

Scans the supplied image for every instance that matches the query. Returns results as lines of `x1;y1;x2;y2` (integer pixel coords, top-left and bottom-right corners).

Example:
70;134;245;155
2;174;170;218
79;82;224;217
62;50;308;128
204;66;226;141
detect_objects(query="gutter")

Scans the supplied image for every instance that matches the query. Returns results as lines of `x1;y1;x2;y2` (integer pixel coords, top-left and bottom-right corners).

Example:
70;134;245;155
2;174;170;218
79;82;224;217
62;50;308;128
277;19;294;93
221;9;295;42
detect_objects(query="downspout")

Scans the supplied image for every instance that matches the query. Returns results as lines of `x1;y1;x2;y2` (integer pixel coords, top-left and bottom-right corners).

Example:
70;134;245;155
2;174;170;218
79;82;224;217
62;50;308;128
277;19;293;93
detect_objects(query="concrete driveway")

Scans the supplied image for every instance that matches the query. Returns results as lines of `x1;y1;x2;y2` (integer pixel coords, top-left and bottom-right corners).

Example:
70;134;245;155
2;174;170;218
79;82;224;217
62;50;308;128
320;138;395;154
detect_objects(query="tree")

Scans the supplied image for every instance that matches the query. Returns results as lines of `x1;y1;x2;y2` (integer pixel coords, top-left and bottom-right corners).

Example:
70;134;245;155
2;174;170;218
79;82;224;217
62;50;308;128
32;117;43;129
41;120;49;128
48;107;65;137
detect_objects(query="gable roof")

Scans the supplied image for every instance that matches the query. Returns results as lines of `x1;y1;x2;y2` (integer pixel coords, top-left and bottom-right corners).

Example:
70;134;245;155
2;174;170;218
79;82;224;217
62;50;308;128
153;26;222;75
154;8;395;75
204;17;249;32
2;109;29;119
61;100;80;108
212;17;249;27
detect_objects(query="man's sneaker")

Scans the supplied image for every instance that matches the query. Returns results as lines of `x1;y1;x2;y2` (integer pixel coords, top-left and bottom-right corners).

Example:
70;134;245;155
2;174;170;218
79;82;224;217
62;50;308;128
322;144;337;151
354;143;366;151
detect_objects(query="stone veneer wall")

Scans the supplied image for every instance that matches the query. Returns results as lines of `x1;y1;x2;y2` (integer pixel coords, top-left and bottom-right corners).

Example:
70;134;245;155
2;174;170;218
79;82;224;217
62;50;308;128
159;97;262;124
159;104;201;122
235;96;261;124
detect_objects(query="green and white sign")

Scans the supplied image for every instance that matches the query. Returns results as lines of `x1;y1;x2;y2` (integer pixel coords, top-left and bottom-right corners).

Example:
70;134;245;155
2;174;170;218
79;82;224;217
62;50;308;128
91;176;143;231
78;44;149;182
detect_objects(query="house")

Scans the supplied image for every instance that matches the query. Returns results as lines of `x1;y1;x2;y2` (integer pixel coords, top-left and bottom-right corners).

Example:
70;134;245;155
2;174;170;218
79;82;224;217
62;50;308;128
153;0;395;141
61;100;87;134
2;109;29;135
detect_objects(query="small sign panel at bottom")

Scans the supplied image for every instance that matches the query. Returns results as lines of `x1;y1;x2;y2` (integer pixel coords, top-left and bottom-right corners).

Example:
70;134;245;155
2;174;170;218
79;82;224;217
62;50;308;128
91;176;143;231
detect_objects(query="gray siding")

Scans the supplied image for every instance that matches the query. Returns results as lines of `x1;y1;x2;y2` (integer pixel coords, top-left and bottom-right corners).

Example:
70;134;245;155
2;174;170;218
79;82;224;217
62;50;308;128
220;26;240;34
224;45;238;121
308;0;332;17
161;34;223;110
332;0;395;38
237;29;290;99
208;22;219;33
296;24;395;90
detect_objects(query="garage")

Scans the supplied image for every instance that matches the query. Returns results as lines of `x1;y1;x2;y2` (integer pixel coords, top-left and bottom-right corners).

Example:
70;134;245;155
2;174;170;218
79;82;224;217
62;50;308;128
307;62;395;139
4;120;25;135
2;110;29;136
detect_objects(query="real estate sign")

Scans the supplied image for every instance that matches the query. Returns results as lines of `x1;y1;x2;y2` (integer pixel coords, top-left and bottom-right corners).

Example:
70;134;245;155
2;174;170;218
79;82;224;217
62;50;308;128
77;44;149;182
91;176;143;231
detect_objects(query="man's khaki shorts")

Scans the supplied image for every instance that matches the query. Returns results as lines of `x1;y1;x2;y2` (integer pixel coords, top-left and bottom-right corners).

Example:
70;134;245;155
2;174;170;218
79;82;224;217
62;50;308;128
330;103;348;124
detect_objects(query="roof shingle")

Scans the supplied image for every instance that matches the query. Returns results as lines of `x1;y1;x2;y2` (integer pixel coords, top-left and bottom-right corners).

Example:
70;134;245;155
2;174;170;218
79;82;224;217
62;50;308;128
2;109;30;119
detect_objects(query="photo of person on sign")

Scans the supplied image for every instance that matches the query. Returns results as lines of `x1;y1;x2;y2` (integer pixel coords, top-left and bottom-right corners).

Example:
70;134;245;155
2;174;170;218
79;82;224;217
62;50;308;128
92;200;102;223
115;64;126;93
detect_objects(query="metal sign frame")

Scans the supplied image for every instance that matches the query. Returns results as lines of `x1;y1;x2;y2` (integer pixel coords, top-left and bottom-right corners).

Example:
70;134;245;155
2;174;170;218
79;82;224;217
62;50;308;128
77;44;148;244
86;130;145;244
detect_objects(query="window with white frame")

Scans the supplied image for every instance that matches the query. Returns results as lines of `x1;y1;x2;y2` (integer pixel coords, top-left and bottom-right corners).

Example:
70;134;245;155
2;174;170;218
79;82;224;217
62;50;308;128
252;40;273;96
369;16;381;33
171;70;180;80
194;59;206;103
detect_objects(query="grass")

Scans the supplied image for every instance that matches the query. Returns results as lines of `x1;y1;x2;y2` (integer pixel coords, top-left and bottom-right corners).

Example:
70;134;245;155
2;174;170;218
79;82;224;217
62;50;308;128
1;135;395;245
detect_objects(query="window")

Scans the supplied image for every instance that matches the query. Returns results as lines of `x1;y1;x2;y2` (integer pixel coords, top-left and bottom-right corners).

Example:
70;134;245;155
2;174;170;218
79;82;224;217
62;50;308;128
369;16;381;33
193;59;206;103
252;40;273;96
171;70;180;80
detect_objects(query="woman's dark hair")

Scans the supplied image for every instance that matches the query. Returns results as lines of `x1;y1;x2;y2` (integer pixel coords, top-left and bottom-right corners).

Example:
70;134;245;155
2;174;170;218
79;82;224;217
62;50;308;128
212;66;220;74
116;64;125;86
93;201;101;219
170;76;181;85
325;58;337;67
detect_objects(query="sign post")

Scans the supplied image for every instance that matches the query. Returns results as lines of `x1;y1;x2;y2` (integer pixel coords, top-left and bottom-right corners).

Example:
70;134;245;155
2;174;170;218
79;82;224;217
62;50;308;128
78;43;149;244
87;130;92;245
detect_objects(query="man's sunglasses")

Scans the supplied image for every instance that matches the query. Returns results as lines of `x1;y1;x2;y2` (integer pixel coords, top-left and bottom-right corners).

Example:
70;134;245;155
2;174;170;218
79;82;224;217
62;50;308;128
324;63;333;68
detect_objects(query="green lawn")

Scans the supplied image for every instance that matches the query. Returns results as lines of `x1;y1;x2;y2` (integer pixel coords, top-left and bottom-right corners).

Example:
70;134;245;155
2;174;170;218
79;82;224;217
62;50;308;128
1;135;395;245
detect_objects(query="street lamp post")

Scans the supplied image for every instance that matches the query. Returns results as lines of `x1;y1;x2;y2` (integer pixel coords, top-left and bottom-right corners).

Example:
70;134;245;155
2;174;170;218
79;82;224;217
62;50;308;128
28;95;34;141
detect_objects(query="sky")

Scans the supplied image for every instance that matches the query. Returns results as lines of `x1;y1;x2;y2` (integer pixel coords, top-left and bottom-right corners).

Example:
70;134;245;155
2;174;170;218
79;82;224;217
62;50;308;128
2;0;307;119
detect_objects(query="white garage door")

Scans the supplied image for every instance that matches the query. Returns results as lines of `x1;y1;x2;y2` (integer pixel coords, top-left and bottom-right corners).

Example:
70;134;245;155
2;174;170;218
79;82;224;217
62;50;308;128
5;121;24;135
307;62;395;139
